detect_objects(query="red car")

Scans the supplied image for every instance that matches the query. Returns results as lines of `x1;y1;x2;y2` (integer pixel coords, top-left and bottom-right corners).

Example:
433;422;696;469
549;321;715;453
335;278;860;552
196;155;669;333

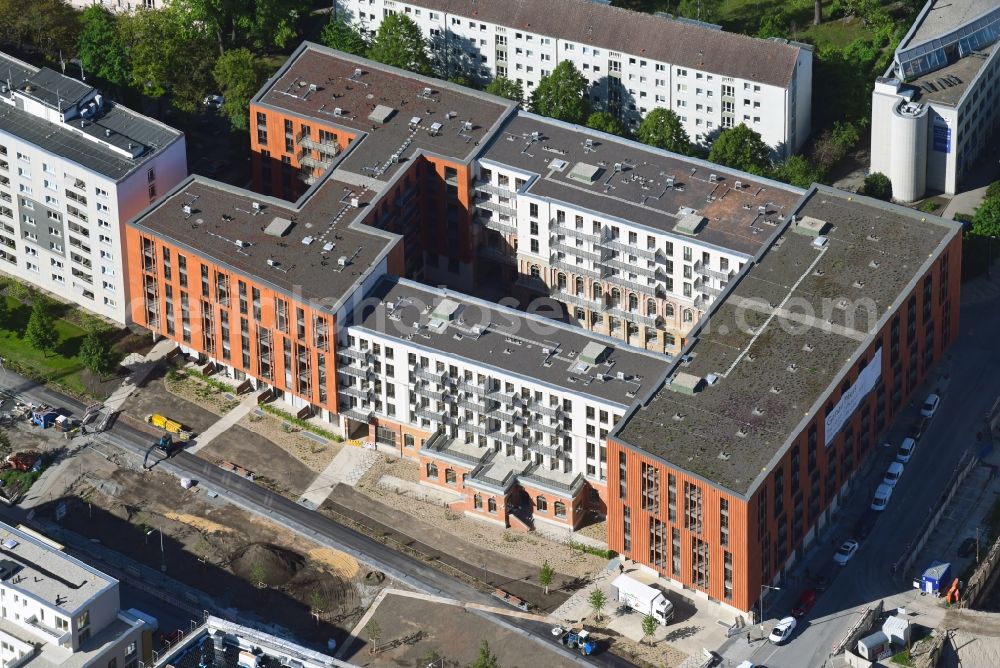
791;589;817;617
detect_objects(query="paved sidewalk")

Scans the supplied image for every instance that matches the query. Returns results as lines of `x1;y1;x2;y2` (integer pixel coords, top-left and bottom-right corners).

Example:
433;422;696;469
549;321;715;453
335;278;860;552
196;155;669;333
186;393;259;454
298;445;380;507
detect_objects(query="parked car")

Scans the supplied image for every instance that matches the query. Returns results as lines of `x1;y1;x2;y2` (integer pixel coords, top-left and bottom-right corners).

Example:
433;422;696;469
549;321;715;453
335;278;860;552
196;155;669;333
958;537;977;558
791;589;818;617
921;393;941;418
834;539;860;565
897;437;917;463
853;509;879;540
883;461;905;487
203;94;224;109
907;416;929;440
871;483;894;511
769;616;797;644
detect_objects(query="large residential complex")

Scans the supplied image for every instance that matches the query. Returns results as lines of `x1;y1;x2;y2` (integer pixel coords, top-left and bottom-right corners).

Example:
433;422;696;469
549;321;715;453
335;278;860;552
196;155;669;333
335;0;812;155
0;52;186;324
870;0;1000;201
0;522;154;668
126;44;962;615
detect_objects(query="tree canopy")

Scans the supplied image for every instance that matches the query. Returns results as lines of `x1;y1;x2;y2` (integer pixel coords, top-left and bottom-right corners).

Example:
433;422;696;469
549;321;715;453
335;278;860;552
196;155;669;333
863;172;892;201
0;0;80;62
484;76;524;102
773;155;822;189
585;111;626;137
971;197;1000;239
707;124;772;175
173;0;306;53
367;13;431;75
470;640;500;668
117;6;215;112
77;6;130;88
319;14;368;56
79;330;117;378
637;108;691;154
213;48;270;131
25;299;58;356
529;61;589;125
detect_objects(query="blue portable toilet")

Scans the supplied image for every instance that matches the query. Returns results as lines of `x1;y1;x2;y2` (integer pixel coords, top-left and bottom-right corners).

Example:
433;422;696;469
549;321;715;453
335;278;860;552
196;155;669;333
921;562;951;595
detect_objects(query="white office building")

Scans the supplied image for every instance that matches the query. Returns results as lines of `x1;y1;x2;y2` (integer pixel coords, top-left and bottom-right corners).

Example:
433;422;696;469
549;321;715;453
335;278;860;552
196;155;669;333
0;522;153;668
870;0;1000;201
336;0;812;155
0;52;186;324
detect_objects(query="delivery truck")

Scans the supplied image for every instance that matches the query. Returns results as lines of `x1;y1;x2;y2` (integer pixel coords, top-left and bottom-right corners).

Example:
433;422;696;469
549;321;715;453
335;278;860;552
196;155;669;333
611;574;674;625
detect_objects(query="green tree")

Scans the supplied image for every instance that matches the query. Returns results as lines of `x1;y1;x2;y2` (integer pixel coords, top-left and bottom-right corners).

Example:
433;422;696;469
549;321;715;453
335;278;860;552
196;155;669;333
539;560;554;595
0;297;8;330
985;180;1000;201
212;48;270;131
637;108;691;154
118;6;216;112
249;560;267;587
364;619;381;654
0;430;10;458
773;155;822;189
641;614;658;646
25;299;58;356
831;120;860;151
971;197;1000;239
708;124;772;176
0;0;80;61
470;639;500;668
530;60;589;125
676;0;722;23
173;0;306;53
863;172;893;201
319;14;367;56
448;74;471;87
484;76;523;102
367;13;431;75
309;590;326;614
77;6;130;88
758;8;789;39
586;111;626;137
79;330;116;378
588;588;607;622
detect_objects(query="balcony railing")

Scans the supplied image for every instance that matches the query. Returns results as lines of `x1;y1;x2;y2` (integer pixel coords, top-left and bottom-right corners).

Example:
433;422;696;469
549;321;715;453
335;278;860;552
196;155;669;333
600;238;656;259
605;307;658;328
478;216;516;236
550;218;601;243
474;181;514;199
551;239;601;262
603;257;656;278
552;259;600;280
550;289;604;312
475;198;517;217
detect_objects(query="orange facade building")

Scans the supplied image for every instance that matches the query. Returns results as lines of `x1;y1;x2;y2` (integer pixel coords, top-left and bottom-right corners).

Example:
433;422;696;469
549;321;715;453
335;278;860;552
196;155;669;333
607;188;962;613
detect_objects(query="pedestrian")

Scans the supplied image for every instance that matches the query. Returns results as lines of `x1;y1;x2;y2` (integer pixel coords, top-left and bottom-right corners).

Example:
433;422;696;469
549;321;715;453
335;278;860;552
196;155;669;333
619;563;625;575
746;631;752;645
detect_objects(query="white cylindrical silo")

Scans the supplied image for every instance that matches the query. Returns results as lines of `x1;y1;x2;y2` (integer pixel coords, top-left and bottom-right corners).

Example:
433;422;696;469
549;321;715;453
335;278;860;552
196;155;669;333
888;100;928;202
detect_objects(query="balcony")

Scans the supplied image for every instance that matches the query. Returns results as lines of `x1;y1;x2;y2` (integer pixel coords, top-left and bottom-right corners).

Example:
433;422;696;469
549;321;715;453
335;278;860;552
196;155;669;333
699;264;735;282
338;385;373;401
477;245;516;265
297;134;338;153
551;259;600;280
606;307;658;328
299;153;334;170
600;238;656;259
337;347;370;362
474;180;514;199
550;218;600;243
477;216;516;236
413;383;446;401
602;272;654;295
337;365;369;379
551;239;601;263
341;407;373;423
475;198;517;217
414;366;446;384
550;289;604;312
603;257;656;278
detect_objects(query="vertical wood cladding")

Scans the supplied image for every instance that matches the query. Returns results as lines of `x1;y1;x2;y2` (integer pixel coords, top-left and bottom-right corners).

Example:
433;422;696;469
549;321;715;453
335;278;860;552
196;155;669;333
124;227;339;413
609;232;961;613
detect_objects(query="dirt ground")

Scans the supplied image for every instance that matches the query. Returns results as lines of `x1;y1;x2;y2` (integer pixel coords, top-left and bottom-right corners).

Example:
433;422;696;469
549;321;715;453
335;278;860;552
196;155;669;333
343;592;577;667
354;456;607;580
47;447;381;646
239;409;342;473
122;377;319;498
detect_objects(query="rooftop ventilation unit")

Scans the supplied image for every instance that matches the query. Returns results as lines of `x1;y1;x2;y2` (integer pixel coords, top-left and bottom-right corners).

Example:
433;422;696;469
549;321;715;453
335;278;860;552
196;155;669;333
368;105;396;124
333;107;343;117
758;205;767;215
812;236;829;249
709;173;718;183
251;202;261;211
429;122;443;136
793;215;829;237
530;131;541;141
734;180;742;190
182;204;192;216
337;256;349;266
353;68;363;78
550;158;568;172
568;162;602;184
264;216;294;237
322;242;334;252
301;236;314;245
266;258;278;267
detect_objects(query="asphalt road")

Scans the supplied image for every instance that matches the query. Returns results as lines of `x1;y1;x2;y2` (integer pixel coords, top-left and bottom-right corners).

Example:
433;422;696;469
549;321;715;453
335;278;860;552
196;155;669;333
735;290;1000;668
0;369;634;668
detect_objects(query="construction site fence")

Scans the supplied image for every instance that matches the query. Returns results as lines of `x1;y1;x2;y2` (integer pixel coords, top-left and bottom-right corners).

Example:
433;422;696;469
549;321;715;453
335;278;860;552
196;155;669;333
959;533;1000;609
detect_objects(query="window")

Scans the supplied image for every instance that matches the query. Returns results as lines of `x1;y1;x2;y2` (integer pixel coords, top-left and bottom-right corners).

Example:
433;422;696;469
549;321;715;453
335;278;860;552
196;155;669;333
425;462;438;478
474;493;483;509
554;501;566;518
488;497;497;514
445;469;456;485
536;495;547;512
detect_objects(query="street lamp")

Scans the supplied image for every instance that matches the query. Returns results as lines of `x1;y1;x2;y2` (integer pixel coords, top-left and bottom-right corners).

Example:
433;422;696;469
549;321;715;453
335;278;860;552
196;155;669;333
147;528;166;573
758;584;781;628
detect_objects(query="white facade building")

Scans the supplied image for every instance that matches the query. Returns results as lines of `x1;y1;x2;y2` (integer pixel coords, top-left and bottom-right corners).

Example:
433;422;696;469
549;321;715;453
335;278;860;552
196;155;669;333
870;0;1000;201
336;0;812;155
0;522;151;668
0;52;185;324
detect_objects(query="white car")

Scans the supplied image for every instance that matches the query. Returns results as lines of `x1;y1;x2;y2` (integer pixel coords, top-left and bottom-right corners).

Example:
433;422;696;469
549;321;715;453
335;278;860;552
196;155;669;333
871;483;893;511
883;461;904;487
203;94;224;109
920;393;940;418
834;539;860;565
769;616;797;644
897;437;916;463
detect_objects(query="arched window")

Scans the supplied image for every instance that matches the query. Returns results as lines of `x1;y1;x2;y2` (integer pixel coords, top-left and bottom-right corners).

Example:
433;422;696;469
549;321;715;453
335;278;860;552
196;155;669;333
536;495;548;512
611;288;621;307
683;309;693;323
554;501;566;518
557;273;567;290
628;294;638;311
665;303;675;317
530;264;540;278
426;462;438;478
647;298;657;316
575;276;584;294
474;493;483;509
445;469;456;484
488;497;497;514
593;283;603;300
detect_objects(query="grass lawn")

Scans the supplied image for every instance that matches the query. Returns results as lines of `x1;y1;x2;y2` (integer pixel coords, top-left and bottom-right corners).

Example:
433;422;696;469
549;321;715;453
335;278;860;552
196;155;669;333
0;295;89;396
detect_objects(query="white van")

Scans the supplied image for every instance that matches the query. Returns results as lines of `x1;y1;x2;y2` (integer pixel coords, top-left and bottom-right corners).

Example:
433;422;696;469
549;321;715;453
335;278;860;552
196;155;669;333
871;483;893;511
896;437;916;463
883;461;904;487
